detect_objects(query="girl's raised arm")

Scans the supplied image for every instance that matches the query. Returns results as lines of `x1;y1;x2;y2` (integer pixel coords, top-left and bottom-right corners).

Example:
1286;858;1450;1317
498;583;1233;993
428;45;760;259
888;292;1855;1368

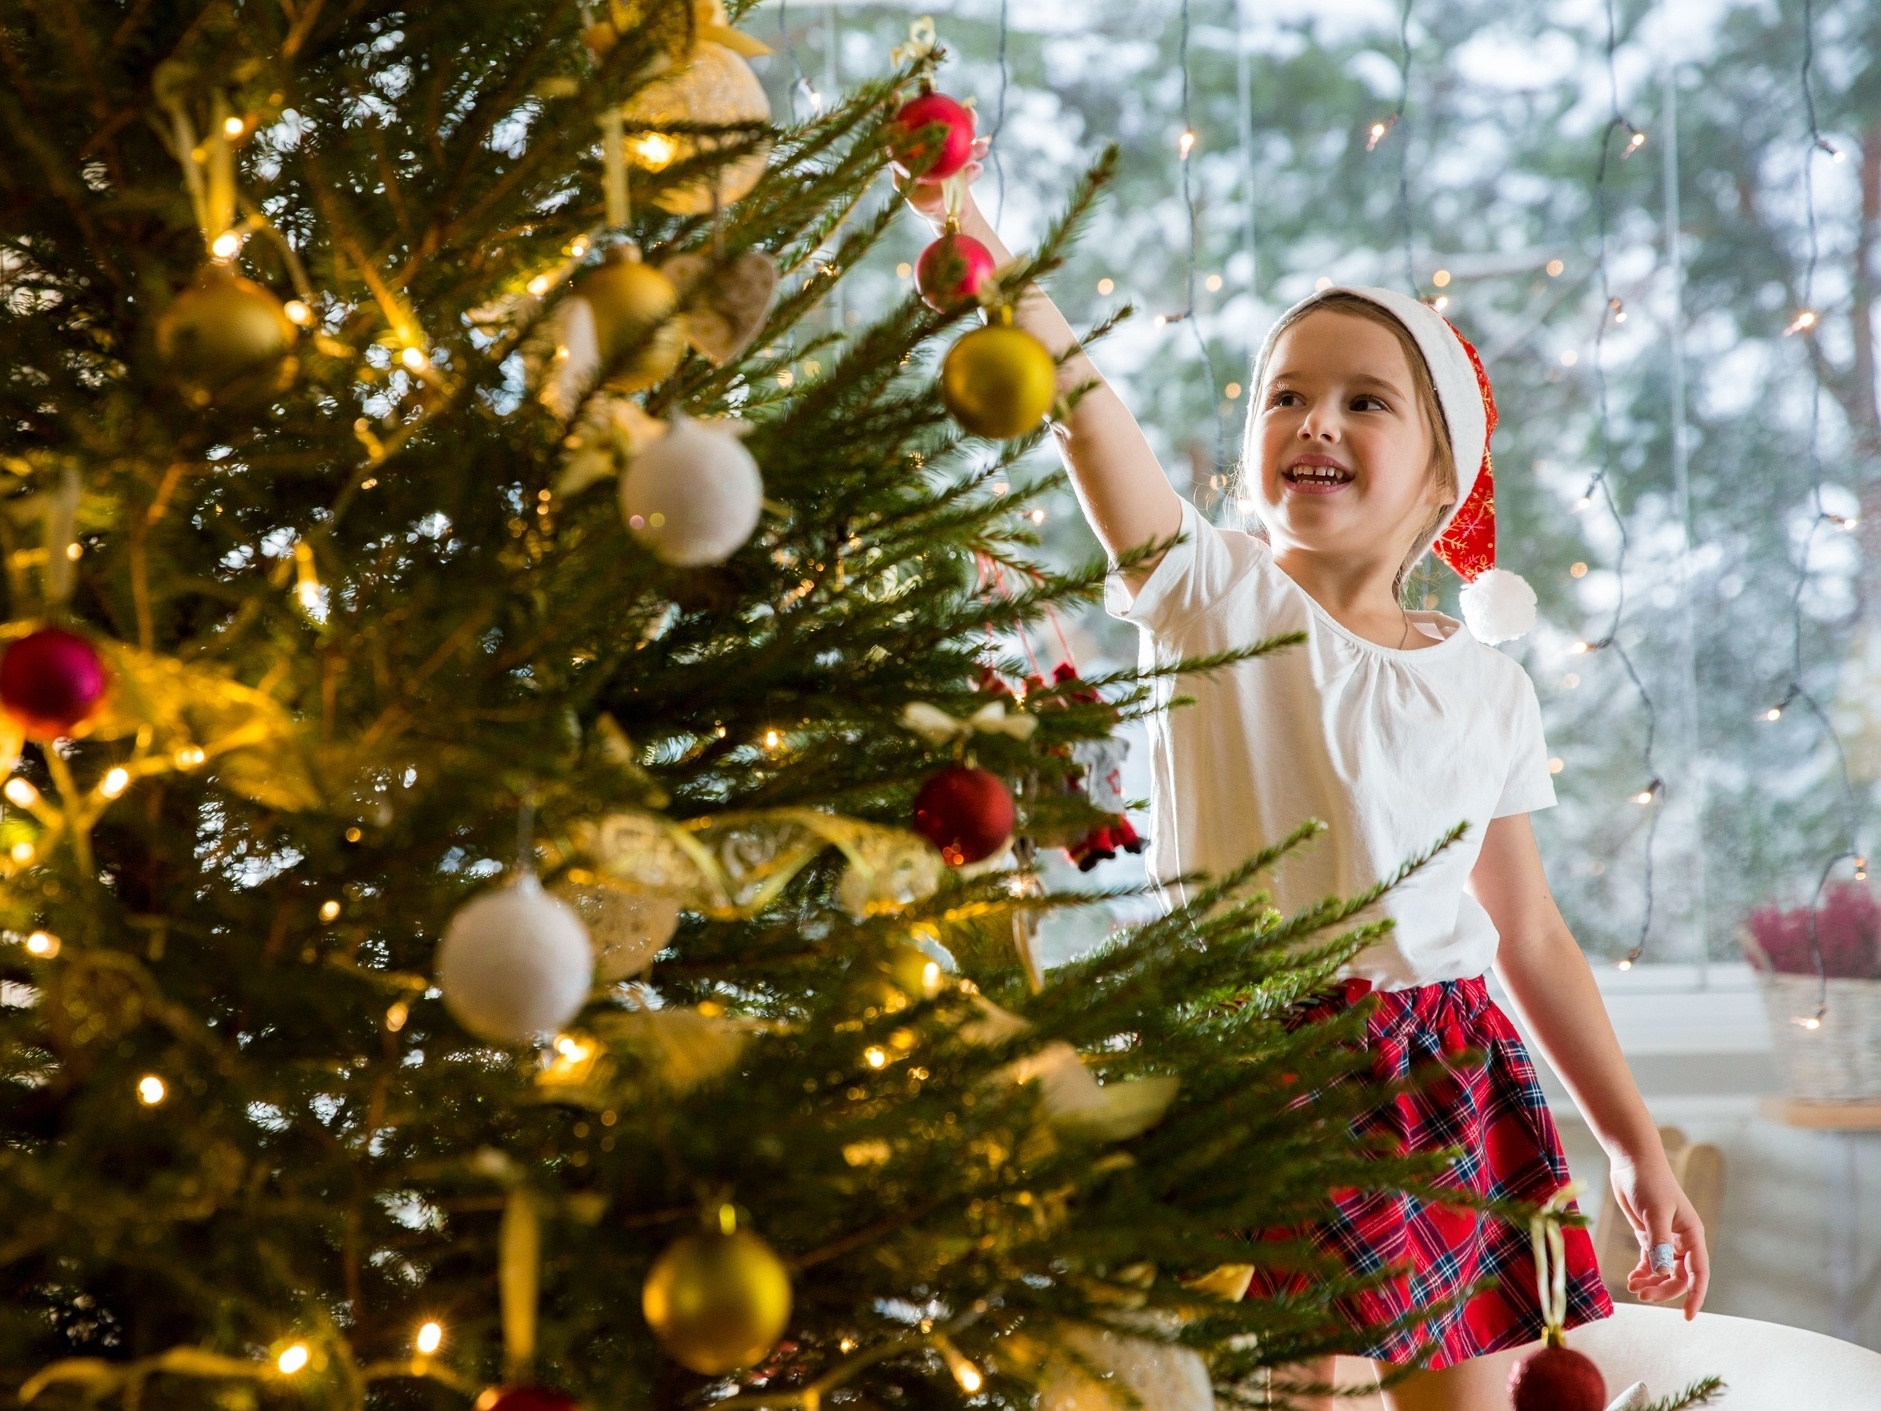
909;184;1184;586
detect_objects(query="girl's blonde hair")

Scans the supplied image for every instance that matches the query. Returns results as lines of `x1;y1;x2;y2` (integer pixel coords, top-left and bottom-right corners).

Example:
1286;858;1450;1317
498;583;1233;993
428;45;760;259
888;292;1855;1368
1238;291;1459;598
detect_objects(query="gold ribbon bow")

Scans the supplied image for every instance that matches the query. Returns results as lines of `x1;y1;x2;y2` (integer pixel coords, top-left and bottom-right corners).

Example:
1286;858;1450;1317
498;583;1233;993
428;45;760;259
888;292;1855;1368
890;15;939;67
900;700;1038;746
695;0;771;57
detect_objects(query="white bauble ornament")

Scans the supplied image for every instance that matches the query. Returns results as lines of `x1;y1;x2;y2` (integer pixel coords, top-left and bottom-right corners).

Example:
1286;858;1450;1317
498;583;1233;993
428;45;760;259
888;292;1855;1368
555;882;681;981
437;873;594;1044
620;415;763;566
1037;1325;1213;1411
1458;567;1537;645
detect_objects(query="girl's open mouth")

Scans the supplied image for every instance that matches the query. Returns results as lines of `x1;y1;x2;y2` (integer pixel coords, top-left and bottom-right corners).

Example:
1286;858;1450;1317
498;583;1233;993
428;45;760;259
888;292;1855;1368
1282;461;1354;492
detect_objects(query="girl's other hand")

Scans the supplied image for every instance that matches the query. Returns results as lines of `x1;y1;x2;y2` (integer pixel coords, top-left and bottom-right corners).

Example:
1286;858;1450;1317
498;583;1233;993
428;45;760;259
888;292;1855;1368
1609;1153;1710;1319
895;135;992;227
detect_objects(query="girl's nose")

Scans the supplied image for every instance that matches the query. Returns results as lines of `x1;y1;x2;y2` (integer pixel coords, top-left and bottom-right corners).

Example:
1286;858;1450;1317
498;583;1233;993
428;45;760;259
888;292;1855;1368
1298;411;1339;442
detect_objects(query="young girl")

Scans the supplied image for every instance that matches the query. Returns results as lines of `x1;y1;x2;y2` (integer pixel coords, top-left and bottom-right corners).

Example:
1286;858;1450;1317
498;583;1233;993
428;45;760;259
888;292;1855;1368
906;169;1709;1408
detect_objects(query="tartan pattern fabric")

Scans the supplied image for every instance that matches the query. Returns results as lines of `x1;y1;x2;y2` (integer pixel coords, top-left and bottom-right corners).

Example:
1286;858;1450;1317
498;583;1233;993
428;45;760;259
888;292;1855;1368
1247;975;1612;1369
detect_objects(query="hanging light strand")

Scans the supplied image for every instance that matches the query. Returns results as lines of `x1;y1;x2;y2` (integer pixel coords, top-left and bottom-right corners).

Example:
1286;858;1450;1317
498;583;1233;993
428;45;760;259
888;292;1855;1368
1392;0;1416;295
1171;0;1229;491
1771;0;1863;1026
990;0;1010;224
1578;0;1663;966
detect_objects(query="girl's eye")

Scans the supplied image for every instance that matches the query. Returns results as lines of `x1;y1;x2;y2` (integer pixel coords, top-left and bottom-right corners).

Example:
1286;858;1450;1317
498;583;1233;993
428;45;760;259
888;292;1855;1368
1268;389;1301;407
1350;394;1389;412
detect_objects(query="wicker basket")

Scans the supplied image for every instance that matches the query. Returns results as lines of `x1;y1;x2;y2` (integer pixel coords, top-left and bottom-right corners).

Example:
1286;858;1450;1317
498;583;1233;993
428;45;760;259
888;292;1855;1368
1754;972;1881;1102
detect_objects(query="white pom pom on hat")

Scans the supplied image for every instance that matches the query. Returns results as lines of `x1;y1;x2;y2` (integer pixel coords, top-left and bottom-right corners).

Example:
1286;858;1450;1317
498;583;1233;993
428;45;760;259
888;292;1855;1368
1458;567;1537;645
1256;284;1535;644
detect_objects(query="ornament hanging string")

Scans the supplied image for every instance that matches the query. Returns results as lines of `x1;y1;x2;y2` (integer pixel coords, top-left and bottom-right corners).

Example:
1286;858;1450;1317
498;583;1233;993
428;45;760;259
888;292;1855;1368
1529;1180;1585;1346
499;1188;540;1380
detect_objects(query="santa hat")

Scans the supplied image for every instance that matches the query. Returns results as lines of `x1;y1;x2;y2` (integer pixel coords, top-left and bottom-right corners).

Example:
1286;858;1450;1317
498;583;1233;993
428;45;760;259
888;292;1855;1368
1252;285;1537;644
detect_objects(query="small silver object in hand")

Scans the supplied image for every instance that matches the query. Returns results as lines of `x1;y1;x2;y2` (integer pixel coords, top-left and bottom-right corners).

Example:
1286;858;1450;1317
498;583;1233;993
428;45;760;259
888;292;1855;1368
1649;1241;1677;1273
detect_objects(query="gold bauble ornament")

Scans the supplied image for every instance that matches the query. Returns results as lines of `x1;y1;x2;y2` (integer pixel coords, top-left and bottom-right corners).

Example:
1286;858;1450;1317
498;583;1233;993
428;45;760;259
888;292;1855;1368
642;1220;792;1376
622;41;771;216
155;267;298;407
575;247;686;391
939;312;1057;439
883;943;944;1001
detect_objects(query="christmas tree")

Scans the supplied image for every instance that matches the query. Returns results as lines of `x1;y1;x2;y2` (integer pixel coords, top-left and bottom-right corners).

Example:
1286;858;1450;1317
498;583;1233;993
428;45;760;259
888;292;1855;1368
0;4;1449;1407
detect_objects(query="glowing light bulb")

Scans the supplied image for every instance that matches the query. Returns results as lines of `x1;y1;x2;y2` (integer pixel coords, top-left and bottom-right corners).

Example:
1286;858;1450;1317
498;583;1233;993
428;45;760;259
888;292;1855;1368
137;1074;167;1105
1857;857;1870;881
1625;130;1647;153
1366;116;1396;150
10;842;34;863
1794;1014;1823;1030
1096;277;1115;295
401;346;428;371
863;1046;888;1069
527;275;551;296
223;115;246;137
386;1001;409;1032
276;1344;310;1375
763;728;782;749
319;899;341;922
1028;508;1046;524
1546;259;1565;277
1177;128;1197;160
1152;313;1167;328
100;767;130;799
554;1033;592;1061
1569;641;1592;655
24;930;59;957
1763;706;1783;722
1204;273;1223;292
1432;269;1451;288
1617;958;1633;971
211;231;241;259
5;777;40;807
1432;295;1449;311
283;299;313;326
415;1322;443;1356
632;133;679;169
174;745;206;769
1784;309;1819;336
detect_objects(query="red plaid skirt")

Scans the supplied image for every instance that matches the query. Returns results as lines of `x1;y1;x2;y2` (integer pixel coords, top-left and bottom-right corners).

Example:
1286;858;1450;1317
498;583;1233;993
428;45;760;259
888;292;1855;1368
1247;975;1612;1369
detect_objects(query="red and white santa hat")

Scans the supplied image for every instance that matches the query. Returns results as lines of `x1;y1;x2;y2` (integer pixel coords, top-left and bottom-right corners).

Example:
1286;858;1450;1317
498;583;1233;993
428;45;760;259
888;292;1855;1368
1253;284;1537;644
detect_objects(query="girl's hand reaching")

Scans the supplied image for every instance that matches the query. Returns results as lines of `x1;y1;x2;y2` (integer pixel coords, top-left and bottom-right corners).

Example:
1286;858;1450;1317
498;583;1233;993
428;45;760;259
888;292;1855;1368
894;135;992;228
1608;1151;1710;1318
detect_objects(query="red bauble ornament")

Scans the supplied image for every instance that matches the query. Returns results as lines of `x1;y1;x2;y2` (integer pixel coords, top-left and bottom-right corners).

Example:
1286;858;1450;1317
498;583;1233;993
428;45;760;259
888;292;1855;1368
912;765;1014;866
916;230;996;312
0;627;107;740
475;1388;578;1411
890;90;976;183
1508;1344;1606;1411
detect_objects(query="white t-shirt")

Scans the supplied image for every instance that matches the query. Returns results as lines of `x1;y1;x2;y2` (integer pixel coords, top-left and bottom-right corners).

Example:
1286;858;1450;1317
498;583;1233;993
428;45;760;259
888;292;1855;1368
1104;497;1556;990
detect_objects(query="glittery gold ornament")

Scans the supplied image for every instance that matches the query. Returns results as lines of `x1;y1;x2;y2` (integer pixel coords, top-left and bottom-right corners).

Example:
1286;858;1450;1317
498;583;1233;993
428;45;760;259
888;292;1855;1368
642;1212;792;1375
622;41;771;216
156;267;298;407
574;246;685;391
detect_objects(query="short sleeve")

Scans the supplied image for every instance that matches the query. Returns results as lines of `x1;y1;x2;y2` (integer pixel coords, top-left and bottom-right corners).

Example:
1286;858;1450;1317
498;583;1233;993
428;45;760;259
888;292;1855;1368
1493;669;1557;817
1103;496;1245;636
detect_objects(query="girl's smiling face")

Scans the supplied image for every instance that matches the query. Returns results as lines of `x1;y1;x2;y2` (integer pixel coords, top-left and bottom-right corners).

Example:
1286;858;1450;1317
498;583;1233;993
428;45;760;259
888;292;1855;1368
1252;308;1451;573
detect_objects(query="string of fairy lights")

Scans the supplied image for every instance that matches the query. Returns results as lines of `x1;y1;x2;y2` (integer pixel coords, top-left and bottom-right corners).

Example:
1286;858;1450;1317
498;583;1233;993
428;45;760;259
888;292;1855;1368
1570;0;1663;967
1761;0;1865;1026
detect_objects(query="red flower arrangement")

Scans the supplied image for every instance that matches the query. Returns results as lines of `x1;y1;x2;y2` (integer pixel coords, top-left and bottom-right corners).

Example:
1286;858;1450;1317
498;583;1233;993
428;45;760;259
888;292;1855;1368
1743;881;1881;980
